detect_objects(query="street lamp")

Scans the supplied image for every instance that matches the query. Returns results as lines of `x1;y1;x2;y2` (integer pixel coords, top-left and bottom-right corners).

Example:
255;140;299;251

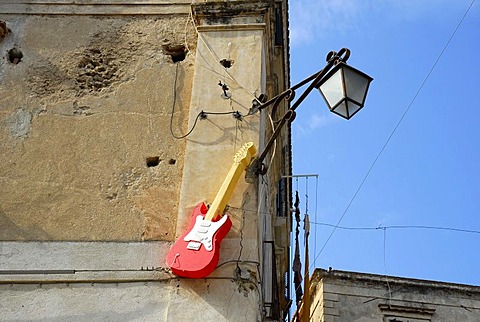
249;48;373;175
317;60;373;120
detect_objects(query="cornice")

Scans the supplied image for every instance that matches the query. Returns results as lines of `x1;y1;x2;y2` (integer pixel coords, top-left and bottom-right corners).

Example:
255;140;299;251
0;1;192;15
192;0;270;28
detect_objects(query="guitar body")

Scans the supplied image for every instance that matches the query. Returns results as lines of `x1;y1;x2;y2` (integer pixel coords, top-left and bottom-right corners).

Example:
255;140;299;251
167;142;256;278
166;202;232;278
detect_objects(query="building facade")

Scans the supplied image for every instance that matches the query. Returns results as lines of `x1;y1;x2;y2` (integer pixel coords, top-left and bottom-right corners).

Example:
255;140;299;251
0;1;292;320
295;268;480;322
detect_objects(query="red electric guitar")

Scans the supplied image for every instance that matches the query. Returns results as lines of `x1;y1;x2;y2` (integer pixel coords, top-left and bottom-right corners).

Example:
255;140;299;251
166;142;257;278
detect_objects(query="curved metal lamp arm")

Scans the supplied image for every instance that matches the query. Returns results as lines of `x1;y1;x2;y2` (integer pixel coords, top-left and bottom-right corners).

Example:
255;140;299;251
250;48;350;175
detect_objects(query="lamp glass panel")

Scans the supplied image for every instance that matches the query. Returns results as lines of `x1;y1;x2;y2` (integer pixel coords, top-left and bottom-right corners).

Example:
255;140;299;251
318;69;344;108
332;101;348;119
344;66;371;105
346;101;362;118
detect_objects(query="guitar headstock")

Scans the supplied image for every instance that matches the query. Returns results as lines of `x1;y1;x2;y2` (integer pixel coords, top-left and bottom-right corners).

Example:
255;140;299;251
234;142;257;166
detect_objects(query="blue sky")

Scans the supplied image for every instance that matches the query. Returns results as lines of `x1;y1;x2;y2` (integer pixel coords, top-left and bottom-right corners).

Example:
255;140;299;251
289;0;480;287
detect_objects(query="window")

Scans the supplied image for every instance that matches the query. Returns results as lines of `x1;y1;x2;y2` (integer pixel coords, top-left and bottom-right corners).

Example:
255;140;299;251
379;304;435;322
276;177;287;217
385;317;430;322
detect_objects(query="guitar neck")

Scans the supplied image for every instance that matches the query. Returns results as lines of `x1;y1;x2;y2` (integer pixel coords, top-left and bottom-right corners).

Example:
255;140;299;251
204;162;246;221
204;143;256;221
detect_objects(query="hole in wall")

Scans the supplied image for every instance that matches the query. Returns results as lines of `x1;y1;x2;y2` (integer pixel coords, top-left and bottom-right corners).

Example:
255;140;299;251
8;47;23;64
170;51;186;63
162;43;187;63
146;156;160;167
220;59;234;68
168;159;176;165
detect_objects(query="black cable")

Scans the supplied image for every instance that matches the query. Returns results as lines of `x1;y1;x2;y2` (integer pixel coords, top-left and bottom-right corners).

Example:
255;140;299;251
216;260;260;269
203;111;241;116
170;111;203;140
170;109;244;139
169;64;244;139
311;222;480;234
236;206;246;271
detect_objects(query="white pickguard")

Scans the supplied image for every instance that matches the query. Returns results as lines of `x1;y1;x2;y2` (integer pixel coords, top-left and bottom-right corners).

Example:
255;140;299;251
183;215;229;251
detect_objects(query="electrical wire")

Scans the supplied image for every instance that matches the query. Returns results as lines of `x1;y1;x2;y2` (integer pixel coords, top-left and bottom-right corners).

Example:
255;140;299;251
383;228;393;307
311;0;477;267
224;206;480;236
216;260;260;270
310;222;480;234
171;9;252;140
198;33;259;101
267;112;277;170
170;109;244;139
2;275;255;286
188;5;260;103
201;111;240;116
183;2;194;57
224;200;248;273
169;62;244;139
227;205;480;235
313;177;318;268
168;53;245;139
237;208;245;270
170;112;201;140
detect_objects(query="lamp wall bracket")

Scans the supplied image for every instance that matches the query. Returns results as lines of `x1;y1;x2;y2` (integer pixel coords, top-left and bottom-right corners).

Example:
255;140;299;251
252;48;354;175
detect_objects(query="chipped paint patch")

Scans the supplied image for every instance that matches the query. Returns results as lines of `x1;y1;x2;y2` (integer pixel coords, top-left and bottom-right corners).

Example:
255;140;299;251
7;108;32;138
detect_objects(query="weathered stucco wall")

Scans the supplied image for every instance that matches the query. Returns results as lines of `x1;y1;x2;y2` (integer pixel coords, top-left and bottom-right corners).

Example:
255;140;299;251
1;1;291;320
1;279;260;321
0;14;195;241
0;241;260;321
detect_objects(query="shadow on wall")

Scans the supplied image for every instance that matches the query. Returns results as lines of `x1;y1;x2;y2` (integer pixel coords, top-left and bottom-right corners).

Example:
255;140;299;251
0;206;51;240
